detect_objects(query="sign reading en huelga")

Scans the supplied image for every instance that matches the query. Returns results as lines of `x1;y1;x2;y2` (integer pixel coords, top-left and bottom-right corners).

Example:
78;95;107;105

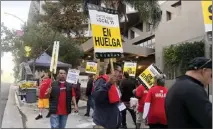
88;4;123;58
123;62;137;77
201;0;212;32
85;62;97;74
138;64;162;89
66;69;80;84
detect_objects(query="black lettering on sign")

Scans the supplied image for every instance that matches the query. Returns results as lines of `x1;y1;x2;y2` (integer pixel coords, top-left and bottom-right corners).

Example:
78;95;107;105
86;66;96;72
208;4;212;20
103;28;111;37
127;68;135;75
94;37;121;47
141;73;154;87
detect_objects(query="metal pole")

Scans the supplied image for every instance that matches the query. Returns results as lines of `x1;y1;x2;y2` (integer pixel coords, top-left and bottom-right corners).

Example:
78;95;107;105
204;32;211;99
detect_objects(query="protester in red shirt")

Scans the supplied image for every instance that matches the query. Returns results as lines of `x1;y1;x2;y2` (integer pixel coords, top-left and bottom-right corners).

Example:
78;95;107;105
46;69;78;129
143;74;168;129
93;62;123;129
135;84;148;129
35;72;52;120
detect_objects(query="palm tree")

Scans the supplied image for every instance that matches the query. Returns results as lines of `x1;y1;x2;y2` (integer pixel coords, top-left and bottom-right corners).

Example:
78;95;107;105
83;0;162;32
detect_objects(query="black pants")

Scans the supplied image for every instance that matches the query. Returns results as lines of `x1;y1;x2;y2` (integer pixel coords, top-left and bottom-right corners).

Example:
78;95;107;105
121;107;136;127
20;95;26;100
149;124;168;129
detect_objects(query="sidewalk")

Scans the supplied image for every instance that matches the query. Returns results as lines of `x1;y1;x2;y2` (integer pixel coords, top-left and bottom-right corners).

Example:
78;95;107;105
1;85;23;128
17;98;95;128
2;85;136;128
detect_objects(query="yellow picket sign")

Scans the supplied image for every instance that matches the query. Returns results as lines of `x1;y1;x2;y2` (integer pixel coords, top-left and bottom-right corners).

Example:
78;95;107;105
88;5;123;54
85;62;98;74
138;64;161;89
201;0;212;32
123;62;137;77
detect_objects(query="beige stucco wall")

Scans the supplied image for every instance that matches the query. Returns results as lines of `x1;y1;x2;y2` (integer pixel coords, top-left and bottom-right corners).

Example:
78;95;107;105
155;1;206;70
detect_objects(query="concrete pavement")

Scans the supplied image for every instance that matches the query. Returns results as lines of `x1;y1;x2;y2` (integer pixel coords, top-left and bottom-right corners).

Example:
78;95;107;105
0;83;11;128
1;85;23;128
1;85;138;128
18;100;136;128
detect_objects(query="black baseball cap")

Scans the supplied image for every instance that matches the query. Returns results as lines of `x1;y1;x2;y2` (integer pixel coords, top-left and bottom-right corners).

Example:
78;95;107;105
187;57;212;71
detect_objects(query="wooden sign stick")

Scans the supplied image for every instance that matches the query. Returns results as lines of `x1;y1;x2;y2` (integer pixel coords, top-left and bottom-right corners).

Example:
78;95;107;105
110;58;114;74
96;59;100;77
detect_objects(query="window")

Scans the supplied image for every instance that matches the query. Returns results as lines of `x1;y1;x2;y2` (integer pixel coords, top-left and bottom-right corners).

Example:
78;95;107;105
135;22;143;31
130;30;135;39
146;22;151;32
166;11;172;21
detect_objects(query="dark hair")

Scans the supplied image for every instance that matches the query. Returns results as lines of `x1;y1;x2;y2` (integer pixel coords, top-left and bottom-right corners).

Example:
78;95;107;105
155;74;166;86
47;72;51;78
106;62;122;74
156;79;165;86
123;72;129;78
58;69;67;74
88;74;93;78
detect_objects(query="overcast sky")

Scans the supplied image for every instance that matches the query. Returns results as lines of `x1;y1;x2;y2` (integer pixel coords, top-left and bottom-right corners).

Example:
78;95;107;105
1;1;31;82
1;1;31;30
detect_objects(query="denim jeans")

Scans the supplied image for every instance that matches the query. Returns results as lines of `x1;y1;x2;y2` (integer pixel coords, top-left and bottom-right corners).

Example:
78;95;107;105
50;114;68;129
86;95;94;114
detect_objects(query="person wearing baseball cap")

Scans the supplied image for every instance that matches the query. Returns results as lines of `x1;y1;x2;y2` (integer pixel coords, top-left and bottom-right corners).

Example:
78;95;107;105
165;57;212;129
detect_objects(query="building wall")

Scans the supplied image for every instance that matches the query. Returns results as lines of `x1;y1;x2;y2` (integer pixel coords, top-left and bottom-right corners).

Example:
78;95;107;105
155;1;206;70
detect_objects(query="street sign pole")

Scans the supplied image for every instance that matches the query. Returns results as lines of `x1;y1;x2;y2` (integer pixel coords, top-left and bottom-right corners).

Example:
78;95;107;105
204;32;211;98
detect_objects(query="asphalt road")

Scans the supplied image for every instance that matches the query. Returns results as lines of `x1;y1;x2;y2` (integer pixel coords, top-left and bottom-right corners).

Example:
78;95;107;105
0;83;11;128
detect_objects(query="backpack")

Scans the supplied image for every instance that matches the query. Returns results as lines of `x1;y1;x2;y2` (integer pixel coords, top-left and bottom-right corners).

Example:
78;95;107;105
92;77;112;105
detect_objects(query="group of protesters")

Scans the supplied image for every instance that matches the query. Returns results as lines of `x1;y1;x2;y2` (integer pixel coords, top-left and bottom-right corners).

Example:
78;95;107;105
34;57;212;129
85;57;212;129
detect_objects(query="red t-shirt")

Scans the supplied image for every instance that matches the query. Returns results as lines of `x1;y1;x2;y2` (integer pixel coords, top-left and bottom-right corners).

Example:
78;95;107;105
108;84;120;103
136;85;148;112
145;86;168;125
39;78;52;99
56;82;76;115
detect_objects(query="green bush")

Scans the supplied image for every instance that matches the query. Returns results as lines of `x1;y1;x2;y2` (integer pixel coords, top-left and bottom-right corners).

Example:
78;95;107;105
164;40;205;75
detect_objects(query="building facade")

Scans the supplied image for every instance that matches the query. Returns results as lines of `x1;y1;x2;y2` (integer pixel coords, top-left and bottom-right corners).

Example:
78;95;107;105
155;1;207;71
28;1;210;78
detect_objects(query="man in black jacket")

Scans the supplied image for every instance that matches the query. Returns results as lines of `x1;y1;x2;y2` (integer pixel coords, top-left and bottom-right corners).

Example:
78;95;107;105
165;57;212;129
47;69;78;129
120;72;136;128
84;74;94;116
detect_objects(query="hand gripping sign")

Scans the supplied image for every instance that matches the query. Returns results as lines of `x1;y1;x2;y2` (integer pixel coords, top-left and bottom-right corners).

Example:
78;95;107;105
138;64;162;89
66;69;80;84
85;62;98;74
88;4;123;59
123;62;137;77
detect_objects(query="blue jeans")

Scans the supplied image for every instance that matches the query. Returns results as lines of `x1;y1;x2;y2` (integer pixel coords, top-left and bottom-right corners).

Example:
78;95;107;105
86;95;94;114
50;114;68;129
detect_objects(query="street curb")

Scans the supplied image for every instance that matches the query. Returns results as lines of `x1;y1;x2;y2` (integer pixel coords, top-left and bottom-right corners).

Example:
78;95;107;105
1;85;24;128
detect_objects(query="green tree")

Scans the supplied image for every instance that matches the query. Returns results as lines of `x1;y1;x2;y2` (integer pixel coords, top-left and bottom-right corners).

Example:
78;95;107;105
1;23;83;78
83;0;162;31
39;0;87;39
